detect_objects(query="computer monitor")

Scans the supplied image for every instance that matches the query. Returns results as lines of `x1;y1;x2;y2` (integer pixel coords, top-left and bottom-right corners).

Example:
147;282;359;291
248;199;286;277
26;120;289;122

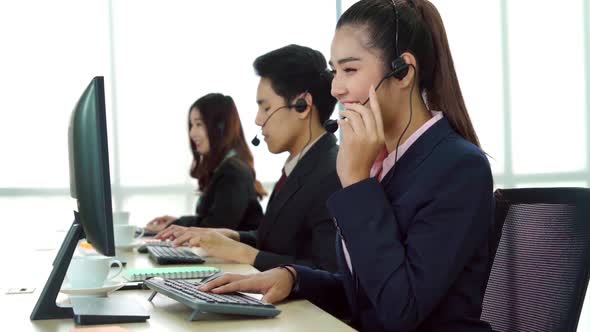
68;76;115;256
31;77;148;323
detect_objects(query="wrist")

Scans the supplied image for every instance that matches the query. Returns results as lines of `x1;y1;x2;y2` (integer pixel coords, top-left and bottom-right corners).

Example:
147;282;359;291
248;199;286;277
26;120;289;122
239;244;259;264
278;264;298;292
217;228;240;241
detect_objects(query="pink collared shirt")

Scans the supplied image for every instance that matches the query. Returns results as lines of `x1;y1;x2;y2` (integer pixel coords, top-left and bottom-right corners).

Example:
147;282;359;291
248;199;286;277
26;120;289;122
342;111;444;272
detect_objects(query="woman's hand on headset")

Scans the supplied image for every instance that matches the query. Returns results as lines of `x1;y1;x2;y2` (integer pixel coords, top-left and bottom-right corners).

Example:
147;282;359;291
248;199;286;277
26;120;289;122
337;85;386;188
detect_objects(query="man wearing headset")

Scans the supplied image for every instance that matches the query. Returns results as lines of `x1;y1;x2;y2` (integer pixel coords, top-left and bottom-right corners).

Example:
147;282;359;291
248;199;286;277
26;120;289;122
157;44;341;272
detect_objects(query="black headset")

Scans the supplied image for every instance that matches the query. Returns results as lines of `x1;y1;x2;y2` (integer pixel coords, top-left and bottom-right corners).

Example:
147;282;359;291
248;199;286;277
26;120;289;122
291;98;308;113
251;97;309;146
386;0;409;80
324;0;409;133
217;95;237;135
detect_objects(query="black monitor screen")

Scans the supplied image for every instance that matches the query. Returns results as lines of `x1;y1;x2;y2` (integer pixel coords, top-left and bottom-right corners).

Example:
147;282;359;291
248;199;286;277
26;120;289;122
67;76;114;256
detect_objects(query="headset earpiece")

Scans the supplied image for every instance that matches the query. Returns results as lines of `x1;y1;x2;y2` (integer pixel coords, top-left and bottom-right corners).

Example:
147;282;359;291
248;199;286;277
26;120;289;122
389;57;409;80
292;98;308;113
387;0;410;81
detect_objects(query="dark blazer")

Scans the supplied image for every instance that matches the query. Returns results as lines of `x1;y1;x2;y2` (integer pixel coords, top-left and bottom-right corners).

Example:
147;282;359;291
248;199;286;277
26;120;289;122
239;133;341;272
292;118;494;332
174;157;262;231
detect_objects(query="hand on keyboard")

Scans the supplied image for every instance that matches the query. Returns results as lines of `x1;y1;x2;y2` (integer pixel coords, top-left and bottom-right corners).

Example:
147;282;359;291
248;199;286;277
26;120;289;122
154;226;258;265
171;228;258;264
197;267;297;304
147;246;205;265
155;224;188;241
145;215;177;233
145;278;281;319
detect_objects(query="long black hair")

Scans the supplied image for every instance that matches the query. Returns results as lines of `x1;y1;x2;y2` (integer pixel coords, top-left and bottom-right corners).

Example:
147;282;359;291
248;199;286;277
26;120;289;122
189;93;267;198
338;0;480;147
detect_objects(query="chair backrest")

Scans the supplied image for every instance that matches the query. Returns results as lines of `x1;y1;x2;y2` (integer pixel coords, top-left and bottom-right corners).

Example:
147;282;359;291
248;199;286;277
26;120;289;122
484;189;510;290
481;187;590;332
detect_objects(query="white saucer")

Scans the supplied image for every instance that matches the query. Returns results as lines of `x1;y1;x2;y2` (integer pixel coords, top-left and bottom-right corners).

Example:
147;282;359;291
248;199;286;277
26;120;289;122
115;240;142;250
60;280;125;297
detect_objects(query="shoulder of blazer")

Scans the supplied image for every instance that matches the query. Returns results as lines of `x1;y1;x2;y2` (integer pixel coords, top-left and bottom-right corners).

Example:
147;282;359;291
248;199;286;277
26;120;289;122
381;117;489;189
436;132;490;171
294;133;338;179
208;157;254;187
408;130;491;190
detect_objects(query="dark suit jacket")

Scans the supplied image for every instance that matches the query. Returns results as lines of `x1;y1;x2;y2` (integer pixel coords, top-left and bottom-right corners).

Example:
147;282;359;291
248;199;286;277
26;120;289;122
174;157;262;231
292;118;494;332
239;133;341;272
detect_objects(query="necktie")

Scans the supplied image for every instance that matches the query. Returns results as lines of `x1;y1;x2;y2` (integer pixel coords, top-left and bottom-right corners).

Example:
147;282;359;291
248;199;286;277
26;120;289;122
274;168;287;194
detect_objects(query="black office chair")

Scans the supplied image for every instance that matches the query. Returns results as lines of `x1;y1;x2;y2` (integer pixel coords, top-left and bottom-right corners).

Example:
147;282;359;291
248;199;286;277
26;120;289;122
481;187;590;332
484;189;511;291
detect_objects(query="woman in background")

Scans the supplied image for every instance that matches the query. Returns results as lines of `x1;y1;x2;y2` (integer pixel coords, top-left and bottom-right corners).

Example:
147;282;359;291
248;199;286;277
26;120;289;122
146;93;266;232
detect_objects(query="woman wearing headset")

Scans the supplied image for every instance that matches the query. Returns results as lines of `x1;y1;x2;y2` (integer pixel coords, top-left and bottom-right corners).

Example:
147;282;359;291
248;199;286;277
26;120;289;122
199;1;494;331
145;93;266;233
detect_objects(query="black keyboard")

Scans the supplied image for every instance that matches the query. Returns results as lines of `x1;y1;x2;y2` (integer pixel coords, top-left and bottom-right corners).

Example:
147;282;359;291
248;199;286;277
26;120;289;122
141;229;158;237
147;246;205;265
145;278;280;320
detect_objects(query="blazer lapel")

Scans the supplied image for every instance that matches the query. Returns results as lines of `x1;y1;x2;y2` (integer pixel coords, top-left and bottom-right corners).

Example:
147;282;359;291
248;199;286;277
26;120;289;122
335;235;357;310
257;134;336;246
257;176;302;244
380;117;455;191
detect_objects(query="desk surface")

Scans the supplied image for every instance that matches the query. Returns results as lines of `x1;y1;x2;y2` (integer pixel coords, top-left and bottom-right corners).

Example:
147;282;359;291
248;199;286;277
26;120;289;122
0;244;355;332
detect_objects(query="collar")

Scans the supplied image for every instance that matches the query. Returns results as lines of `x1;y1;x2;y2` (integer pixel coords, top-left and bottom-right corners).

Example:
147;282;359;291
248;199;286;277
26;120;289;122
284;132;326;176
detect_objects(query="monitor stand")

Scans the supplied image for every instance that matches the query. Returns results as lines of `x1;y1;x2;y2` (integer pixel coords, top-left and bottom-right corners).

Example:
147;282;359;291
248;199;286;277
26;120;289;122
30;211;149;324
71;297;149;325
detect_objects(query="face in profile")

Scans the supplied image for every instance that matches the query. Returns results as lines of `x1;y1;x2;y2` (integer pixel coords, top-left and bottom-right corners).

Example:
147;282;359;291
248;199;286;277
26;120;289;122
330;25;385;107
254;78;301;154
189;108;210;155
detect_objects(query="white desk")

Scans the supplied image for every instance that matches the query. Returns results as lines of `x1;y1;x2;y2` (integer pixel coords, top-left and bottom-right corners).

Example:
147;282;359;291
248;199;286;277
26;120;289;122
0;244;355;332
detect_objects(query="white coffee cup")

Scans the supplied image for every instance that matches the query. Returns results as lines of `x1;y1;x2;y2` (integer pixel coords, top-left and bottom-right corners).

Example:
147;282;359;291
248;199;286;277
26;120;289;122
114;224;144;246
66;255;123;288
113;211;130;225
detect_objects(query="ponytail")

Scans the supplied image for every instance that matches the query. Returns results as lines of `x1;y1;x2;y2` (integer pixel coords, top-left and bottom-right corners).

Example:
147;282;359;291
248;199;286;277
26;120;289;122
415;0;480;147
